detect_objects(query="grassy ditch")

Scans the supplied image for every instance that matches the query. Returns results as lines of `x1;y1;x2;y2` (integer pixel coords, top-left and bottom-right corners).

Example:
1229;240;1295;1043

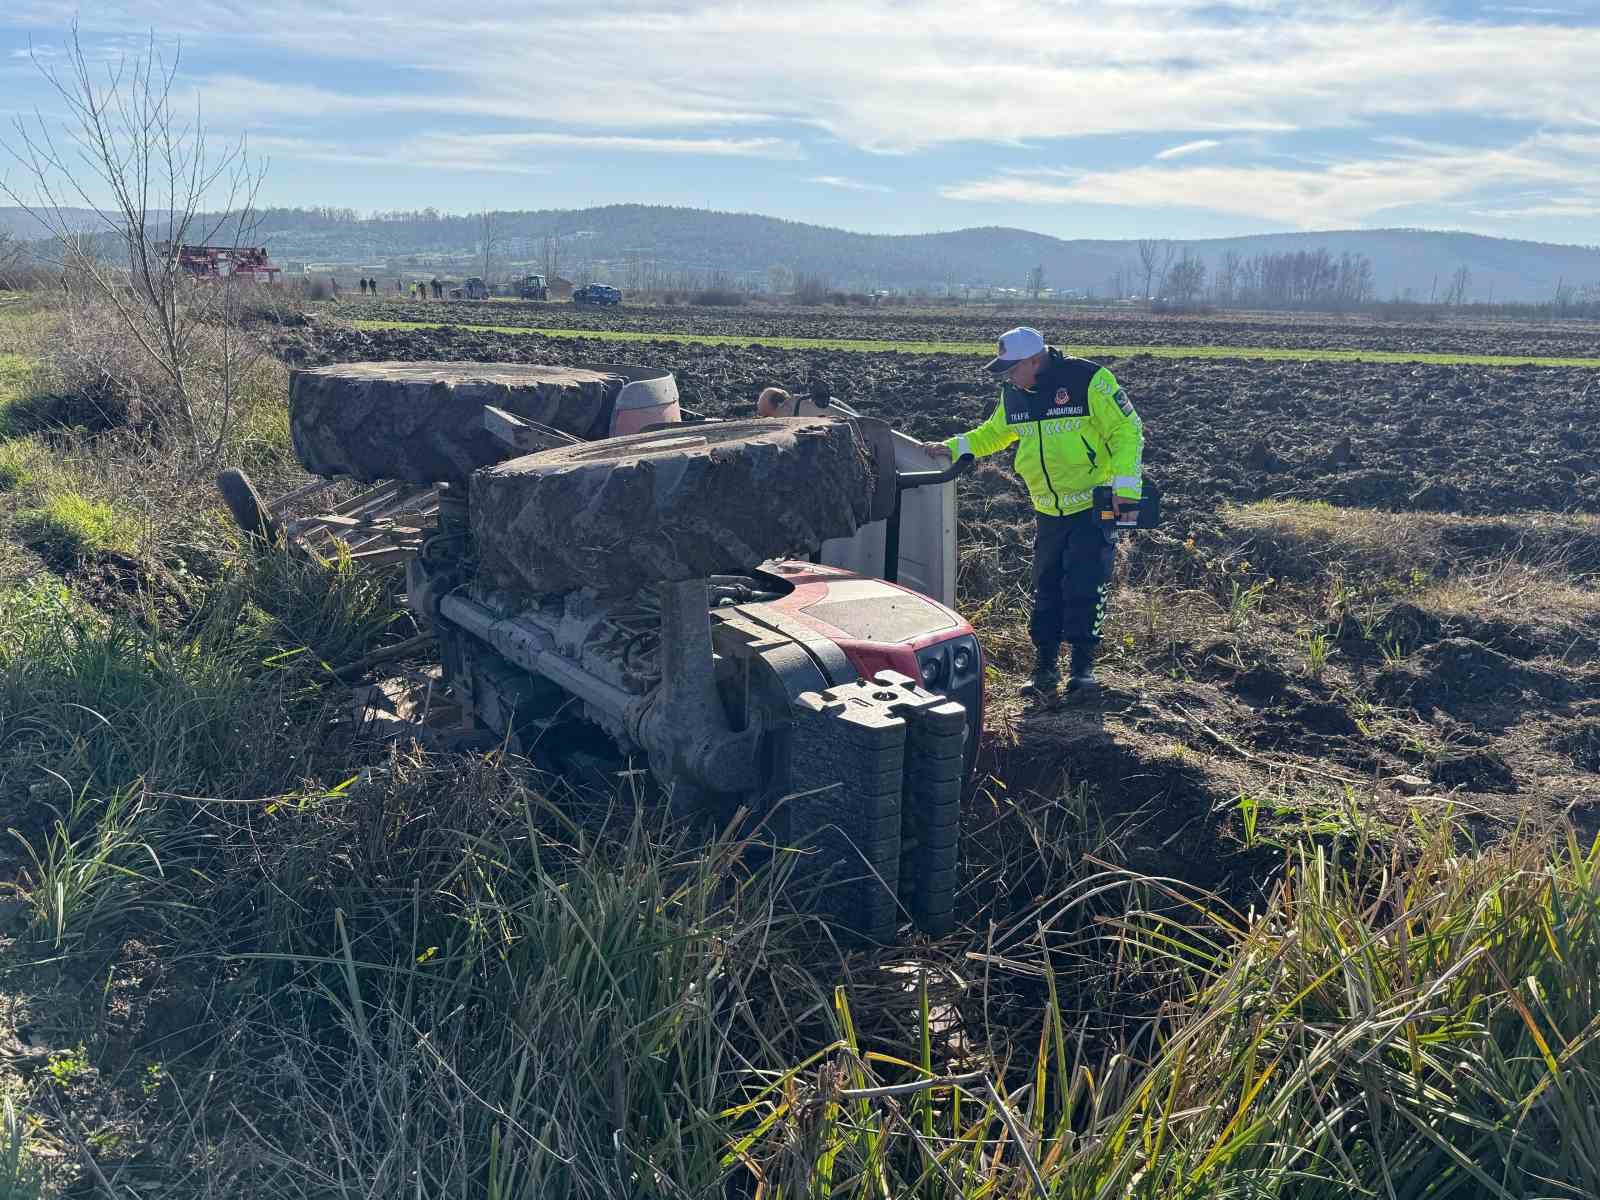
2;549;1598;1196
350;318;1600;368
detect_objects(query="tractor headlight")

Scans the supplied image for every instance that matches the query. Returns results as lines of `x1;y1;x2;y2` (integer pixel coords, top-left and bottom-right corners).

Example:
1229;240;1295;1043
920;657;943;686
952;645;973;674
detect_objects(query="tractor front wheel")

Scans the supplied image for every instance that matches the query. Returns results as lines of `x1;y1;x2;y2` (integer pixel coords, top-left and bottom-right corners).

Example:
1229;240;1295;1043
216;468;279;542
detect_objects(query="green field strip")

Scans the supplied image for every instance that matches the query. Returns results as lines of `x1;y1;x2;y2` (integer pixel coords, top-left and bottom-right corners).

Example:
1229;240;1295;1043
350;320;1600;368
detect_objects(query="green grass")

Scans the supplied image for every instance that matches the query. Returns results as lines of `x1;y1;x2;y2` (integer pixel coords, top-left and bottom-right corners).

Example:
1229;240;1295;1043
733;822;1600;1198
351;319;1600;368
0;353;34;432
0;437;41;493
14;490;140;559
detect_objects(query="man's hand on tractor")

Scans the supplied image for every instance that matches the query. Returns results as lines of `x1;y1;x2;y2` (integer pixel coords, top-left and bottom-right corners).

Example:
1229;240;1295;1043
922;441;952;461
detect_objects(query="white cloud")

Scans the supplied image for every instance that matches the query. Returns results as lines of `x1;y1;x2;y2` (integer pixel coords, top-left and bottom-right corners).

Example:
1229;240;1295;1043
808;175;891;192
941;135;1600;227
411;131;800;158
8;0;1600;234
1155;139;1221;160
250;130;797;175
9;2;1600;153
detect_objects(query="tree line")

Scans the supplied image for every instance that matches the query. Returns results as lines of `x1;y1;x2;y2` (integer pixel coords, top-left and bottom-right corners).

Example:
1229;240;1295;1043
1119;241;1377;310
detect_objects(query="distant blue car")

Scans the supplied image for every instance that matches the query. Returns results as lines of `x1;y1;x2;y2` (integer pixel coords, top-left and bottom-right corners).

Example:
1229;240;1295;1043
573;284;622;306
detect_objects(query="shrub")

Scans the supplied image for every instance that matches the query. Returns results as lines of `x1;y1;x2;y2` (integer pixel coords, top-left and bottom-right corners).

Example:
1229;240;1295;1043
794;274;829;304
15;490;139;559
15;301;287;469
690;286;746;306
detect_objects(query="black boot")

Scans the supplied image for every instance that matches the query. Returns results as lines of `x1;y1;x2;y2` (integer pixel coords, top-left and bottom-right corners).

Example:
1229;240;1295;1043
1065;642;1101;703
1022;643;1061;697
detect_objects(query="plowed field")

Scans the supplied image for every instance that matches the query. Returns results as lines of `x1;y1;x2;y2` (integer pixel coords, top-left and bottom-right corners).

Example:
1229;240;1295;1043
336;297;1600;359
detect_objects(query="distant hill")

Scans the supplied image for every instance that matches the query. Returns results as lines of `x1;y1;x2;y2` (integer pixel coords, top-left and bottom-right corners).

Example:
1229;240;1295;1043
6;203;1598;303
0;207;112;240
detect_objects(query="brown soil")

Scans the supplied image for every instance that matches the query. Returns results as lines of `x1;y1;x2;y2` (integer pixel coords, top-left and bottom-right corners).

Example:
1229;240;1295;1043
333;298;1600;359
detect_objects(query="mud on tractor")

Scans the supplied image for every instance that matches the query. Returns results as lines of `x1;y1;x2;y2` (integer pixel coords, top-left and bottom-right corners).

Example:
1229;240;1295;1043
218;362;981;942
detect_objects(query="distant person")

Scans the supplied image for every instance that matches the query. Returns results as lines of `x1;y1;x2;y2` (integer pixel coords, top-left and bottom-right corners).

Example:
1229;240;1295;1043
431;278;443;299
330;275;339;300
756;380;859;418
923;326;1144;702
358;278;368;296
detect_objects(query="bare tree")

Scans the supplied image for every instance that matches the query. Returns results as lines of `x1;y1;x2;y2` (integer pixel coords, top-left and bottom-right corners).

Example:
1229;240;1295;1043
0;22;265;460
478;209;503;285
539;233;562;283
1026;264;1045;299
1136;239;1162;300
1215;250;1242;306
1444;264;1472;307
1164;248;1207;305
0;231;25;290
1156;242;1177;297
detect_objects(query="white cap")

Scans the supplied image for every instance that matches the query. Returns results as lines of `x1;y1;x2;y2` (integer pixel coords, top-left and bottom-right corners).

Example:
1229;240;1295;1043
985;326;1046;374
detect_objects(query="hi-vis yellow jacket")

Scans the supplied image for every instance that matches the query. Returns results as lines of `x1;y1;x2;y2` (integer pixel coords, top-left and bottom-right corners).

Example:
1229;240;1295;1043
945;350;1143;517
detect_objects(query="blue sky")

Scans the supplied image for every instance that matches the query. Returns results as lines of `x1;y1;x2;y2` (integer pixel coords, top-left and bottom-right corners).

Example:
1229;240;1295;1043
3;1;1599;244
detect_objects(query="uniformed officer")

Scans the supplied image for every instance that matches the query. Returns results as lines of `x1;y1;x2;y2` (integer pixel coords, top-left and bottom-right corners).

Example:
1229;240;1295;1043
926;326;1144;700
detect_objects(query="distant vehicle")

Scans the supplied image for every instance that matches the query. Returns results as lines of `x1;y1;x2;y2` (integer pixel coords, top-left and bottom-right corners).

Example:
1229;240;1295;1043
159;242;282;284
462;276;490;301
516;273;550;301
572;283;621;306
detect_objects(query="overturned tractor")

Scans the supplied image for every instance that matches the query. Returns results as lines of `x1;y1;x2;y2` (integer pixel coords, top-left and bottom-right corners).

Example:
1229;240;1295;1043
222;361;981;941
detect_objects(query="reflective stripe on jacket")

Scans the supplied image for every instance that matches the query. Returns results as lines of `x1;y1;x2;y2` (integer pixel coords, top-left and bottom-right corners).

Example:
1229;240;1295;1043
945;349;1143;517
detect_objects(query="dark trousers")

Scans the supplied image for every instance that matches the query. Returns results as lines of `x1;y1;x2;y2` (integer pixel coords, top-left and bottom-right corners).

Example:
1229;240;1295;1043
1030;509;1116;652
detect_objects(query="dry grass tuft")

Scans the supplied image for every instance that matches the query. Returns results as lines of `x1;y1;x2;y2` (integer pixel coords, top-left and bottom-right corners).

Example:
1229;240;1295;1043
1220;499;1600;582
1414;558;1600;630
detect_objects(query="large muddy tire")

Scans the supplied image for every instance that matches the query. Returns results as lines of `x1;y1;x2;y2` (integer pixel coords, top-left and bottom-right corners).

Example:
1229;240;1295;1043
472;418;875;597
216;467;279;542
289;362;626;486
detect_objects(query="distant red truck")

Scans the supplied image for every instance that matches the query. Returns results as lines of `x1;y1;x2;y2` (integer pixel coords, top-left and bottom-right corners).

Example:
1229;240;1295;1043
159;242;282;284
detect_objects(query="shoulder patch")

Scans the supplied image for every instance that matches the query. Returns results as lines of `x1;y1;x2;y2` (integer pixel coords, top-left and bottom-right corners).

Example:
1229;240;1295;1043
1114;388;1135;416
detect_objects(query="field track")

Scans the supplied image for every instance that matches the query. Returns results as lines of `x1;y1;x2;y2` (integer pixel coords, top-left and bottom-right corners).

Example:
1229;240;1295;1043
350;317;1600;368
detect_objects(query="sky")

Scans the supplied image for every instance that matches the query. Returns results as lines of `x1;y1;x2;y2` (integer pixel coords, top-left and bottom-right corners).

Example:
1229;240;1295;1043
2;1;1599;244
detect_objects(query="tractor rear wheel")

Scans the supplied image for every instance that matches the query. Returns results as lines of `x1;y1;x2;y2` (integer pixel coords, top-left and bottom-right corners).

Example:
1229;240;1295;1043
289;361;625;486
472;418;877;597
